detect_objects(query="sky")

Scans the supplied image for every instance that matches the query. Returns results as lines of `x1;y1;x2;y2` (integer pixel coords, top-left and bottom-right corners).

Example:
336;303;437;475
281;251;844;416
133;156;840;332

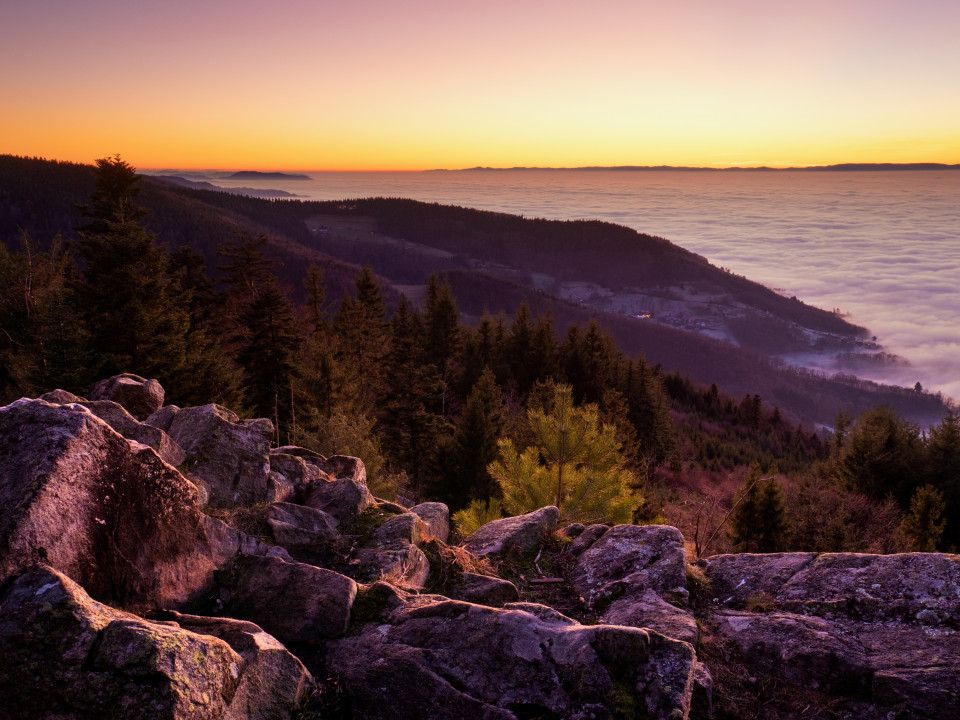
3;0;960;170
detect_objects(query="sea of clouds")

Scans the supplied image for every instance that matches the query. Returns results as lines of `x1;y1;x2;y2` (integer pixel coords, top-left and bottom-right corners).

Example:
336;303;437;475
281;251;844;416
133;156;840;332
198;169;960;404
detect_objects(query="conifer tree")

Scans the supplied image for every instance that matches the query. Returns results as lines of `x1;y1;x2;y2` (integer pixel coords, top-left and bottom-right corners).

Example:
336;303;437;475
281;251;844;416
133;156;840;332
233;281;302;431
508;300;535;391
899;484;947;552
73;155;191;387
728;463;790;552
333;266;387;413
489;384;637;524
430;367;506;510
379;295;445;481
926;409;960;547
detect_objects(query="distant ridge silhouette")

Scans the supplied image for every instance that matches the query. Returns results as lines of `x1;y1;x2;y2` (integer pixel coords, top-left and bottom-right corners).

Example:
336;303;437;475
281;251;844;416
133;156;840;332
435;163;960;172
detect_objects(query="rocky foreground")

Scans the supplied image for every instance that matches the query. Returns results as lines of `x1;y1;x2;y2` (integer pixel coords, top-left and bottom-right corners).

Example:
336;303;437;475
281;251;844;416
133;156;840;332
1;375;957;719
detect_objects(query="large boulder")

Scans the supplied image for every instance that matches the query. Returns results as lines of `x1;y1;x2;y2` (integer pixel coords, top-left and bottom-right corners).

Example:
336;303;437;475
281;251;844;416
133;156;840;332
461;506;560;557
572;525;696;646
266;502;339;550
0;398;221;610
222;554;357;645
89;373;164;420
300;456;374;526
166;404;274;509
0;565;243;720
161;611;314;720
326;595;698;720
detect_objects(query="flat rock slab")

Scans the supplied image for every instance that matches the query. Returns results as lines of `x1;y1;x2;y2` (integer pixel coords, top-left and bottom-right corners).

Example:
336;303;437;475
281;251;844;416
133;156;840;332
713;608;960;717
705;551;960;628
461;506;559;557
326;596;697;720
572;524;688;600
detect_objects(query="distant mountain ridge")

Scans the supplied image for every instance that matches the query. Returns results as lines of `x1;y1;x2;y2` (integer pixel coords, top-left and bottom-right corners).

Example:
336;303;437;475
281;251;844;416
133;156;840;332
227;170;312;180
445;163;960;172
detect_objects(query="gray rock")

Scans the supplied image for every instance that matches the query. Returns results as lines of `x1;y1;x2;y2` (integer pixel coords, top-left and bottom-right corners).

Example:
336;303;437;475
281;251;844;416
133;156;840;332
163;611;313;720
705;551;960;718
448;572;521;607
201;515;293;567
267;502;339;548
351;543;432;588
89;372;164;420
326;595;698;720
572;524;688;600
39;388;85;404
411;502;450;543
145;404;180;432
373;512;427;547
166;404;274;508
77;399;186;466
701;552;817;608
0;398;222;610
0;565;243;720
224;554;357;645
300;460;374;526
270;452;324;490
568;523;609;556
461;506;560;557
319;454;367;485
273;445;327;464
600;587;700;646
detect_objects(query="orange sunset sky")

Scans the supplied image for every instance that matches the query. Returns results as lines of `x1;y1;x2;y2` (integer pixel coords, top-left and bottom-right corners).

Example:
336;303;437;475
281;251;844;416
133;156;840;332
3;0;959;171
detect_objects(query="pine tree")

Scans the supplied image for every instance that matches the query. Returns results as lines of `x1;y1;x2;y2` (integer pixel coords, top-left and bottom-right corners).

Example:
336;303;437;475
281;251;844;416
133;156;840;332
834;405;924;504
332;266;387;413
924;410;960;547
899;484;947;552
488;384;638;524
73;156;191;387
379;296;445;483
233;281;302;434
431;367;506;510
728;463;791;552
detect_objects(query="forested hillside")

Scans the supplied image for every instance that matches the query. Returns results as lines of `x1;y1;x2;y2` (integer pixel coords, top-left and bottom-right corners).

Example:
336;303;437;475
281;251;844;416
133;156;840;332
1;155;958;555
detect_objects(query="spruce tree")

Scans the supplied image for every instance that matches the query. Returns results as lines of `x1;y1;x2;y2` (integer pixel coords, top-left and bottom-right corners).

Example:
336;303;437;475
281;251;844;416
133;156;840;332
332;266;387;413
728;463;791;552
899;484;947;552
925;410;960;547
379;295;444;482
432;367;506;510
73;155;190;387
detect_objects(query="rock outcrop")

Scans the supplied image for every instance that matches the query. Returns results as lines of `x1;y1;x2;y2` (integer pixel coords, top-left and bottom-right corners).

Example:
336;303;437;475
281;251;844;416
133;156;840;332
0;565;309;720
701;551;960;718
3;376;956;720
326;592;698;720
0;398;219;610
